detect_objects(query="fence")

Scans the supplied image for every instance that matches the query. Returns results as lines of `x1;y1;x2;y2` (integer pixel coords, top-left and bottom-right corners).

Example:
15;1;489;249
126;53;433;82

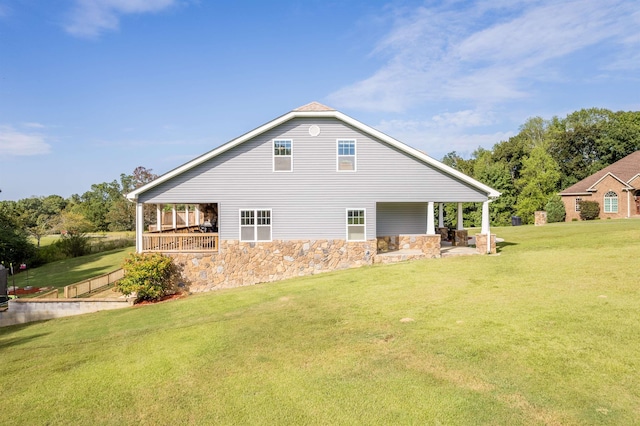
142;233;218;252
64;269;125;299
33;289;59;299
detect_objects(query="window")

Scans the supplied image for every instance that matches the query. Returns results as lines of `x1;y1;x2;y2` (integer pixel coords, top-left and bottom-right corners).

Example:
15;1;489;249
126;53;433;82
604;191;618;213
240;209;271;241
575;197;582;212
273;139;292;172
346;209;365;241
337;139;356;171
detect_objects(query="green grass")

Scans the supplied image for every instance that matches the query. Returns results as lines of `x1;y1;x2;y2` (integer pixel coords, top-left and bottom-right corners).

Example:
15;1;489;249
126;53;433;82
9;246;135;292
1;219;639;424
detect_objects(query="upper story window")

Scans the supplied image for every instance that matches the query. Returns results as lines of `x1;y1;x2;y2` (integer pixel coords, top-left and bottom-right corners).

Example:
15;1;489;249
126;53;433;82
575;197;582;212
346;209;366;241
604;191;618;213
273;139;292;172
337;139;356;171
240;209;272;242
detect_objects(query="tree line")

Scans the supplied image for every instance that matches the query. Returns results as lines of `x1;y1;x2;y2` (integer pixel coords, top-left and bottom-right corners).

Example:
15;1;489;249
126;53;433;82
0;167;157;267
440;108;639;228
1;107;639;267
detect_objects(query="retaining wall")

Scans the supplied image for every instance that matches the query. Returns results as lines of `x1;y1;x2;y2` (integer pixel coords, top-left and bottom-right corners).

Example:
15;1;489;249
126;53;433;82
0;298;133;327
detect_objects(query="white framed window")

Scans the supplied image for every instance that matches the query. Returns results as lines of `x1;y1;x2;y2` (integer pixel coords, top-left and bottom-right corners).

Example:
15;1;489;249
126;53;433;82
346;209;366;241
604;191;618;213
240;209;272;242
273;139;292;172
337;139;356;171
575;197;582;212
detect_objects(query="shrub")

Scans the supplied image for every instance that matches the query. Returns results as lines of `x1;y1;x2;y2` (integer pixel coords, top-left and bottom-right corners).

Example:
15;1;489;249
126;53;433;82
117;253;179;303
545;195;566;223
56;233;90;257
579;200;600;220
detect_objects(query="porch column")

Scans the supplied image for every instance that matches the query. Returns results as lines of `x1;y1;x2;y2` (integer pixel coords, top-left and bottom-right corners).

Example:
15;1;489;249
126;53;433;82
195;205;201;225
156;204;162;232
185;205;190;228
457;203;464;230
136;202;144;253
172;204;177;229
427;202;435;234
481;200;491;254
627;190;631;218
438;203;444;228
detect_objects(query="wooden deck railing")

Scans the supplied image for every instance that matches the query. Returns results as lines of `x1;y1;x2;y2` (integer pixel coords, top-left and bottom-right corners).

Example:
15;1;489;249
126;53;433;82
142;233;218;253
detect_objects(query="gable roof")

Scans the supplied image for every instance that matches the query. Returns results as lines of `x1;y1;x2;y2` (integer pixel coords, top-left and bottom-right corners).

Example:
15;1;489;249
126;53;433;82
560;150;640;195
127;102;501;200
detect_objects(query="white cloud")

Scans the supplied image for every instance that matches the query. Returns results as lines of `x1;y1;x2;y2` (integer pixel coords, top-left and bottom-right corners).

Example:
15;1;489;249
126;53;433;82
376;118;513;159
0;125;51;156
328;0;640;112
64;0;178;38
21;122;46;129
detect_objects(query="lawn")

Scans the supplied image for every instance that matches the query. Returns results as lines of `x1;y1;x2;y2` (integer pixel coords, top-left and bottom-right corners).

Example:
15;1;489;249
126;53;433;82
9;246;135;293
1;220;639;424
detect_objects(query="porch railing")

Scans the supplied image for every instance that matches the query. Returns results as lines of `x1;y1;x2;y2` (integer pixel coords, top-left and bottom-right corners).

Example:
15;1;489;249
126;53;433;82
142;233;218;252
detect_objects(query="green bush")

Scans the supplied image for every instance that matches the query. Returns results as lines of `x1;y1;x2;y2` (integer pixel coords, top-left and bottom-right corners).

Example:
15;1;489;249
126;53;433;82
117;253;179;303
579;200;600;220
56;233;90;257
544;195;566;223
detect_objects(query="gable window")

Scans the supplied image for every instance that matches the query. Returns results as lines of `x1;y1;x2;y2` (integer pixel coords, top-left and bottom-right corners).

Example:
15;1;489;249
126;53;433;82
346;209;365;241
604;191;618;213
337;139;356;171
273;139;292;172
575;197;582;212
240;209;272;242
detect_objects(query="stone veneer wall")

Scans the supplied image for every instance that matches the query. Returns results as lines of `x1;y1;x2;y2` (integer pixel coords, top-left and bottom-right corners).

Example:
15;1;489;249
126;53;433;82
453;230;468;246
474;234;496;254
169;239;376;293
397;234;441;258
535;211;547;226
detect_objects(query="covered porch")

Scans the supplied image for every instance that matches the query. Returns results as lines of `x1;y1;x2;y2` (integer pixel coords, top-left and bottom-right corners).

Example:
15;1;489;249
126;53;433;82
136;202;219;253
375;201;496;258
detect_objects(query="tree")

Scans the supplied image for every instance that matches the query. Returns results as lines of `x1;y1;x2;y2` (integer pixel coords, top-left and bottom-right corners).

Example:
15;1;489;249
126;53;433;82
516;145;561;223
0;209;37;267
14;195;67;246
545;195;566;223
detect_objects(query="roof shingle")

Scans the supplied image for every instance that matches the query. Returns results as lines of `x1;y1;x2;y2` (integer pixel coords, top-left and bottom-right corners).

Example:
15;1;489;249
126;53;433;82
561;150;640;194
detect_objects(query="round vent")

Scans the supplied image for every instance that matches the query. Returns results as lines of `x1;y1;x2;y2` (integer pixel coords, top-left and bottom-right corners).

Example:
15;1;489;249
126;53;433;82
309;125;320;136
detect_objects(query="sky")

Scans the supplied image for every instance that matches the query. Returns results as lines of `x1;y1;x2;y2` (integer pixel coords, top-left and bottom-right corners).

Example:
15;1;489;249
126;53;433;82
1;0;639;201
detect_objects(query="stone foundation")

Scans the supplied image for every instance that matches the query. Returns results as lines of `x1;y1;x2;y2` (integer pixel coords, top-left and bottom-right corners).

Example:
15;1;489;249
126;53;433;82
169;239;375;293
474;234;496;254
535;211;547;226
398;234;441;258
453;229;468;247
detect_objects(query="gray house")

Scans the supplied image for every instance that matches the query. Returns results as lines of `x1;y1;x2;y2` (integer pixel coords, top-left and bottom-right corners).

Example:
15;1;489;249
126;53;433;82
127;102;500;292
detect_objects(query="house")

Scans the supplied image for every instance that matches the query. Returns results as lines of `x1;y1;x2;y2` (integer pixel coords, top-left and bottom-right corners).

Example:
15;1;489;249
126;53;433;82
560;151;640;221
126;102;500;292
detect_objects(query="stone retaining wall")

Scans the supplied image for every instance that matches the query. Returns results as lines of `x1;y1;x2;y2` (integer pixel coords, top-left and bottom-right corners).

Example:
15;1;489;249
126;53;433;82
169;239;376;293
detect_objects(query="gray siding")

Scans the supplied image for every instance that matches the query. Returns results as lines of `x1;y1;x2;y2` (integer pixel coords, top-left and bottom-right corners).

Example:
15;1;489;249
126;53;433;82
377;202;427;235
139;118;488;240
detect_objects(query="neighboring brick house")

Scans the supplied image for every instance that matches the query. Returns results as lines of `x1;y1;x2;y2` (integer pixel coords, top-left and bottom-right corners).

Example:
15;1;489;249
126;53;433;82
560;151;640;221
127;102;500;292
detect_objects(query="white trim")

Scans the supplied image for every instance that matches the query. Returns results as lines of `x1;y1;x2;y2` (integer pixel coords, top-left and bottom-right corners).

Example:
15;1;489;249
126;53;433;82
427;202;435;235
136;202;144;252
336;139;357;172
127;108;500;200
587;172;633;192
346;208;366;241
239;208;272;242
273;139;293;172
603;191;618;213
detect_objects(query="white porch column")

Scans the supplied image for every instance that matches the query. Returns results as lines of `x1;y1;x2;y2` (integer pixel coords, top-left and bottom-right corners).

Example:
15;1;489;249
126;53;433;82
481;200;491;254
457;202;464;230
156;204;162;232
195;205;201;225
438;203;444;228
427;202;435;235
185;205;190;227
172;204;177;229
627;190;631;218
136;202;144;252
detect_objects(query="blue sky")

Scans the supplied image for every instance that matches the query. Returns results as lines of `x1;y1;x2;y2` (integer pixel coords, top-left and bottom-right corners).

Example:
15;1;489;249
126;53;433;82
1;0;638;201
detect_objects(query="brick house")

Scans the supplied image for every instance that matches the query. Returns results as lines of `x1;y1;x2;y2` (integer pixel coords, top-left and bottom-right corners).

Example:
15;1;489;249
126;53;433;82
127;102;500;292
560;151;640;221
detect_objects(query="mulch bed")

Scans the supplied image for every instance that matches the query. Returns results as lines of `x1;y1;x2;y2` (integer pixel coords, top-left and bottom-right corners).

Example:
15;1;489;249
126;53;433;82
134;292;187;306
